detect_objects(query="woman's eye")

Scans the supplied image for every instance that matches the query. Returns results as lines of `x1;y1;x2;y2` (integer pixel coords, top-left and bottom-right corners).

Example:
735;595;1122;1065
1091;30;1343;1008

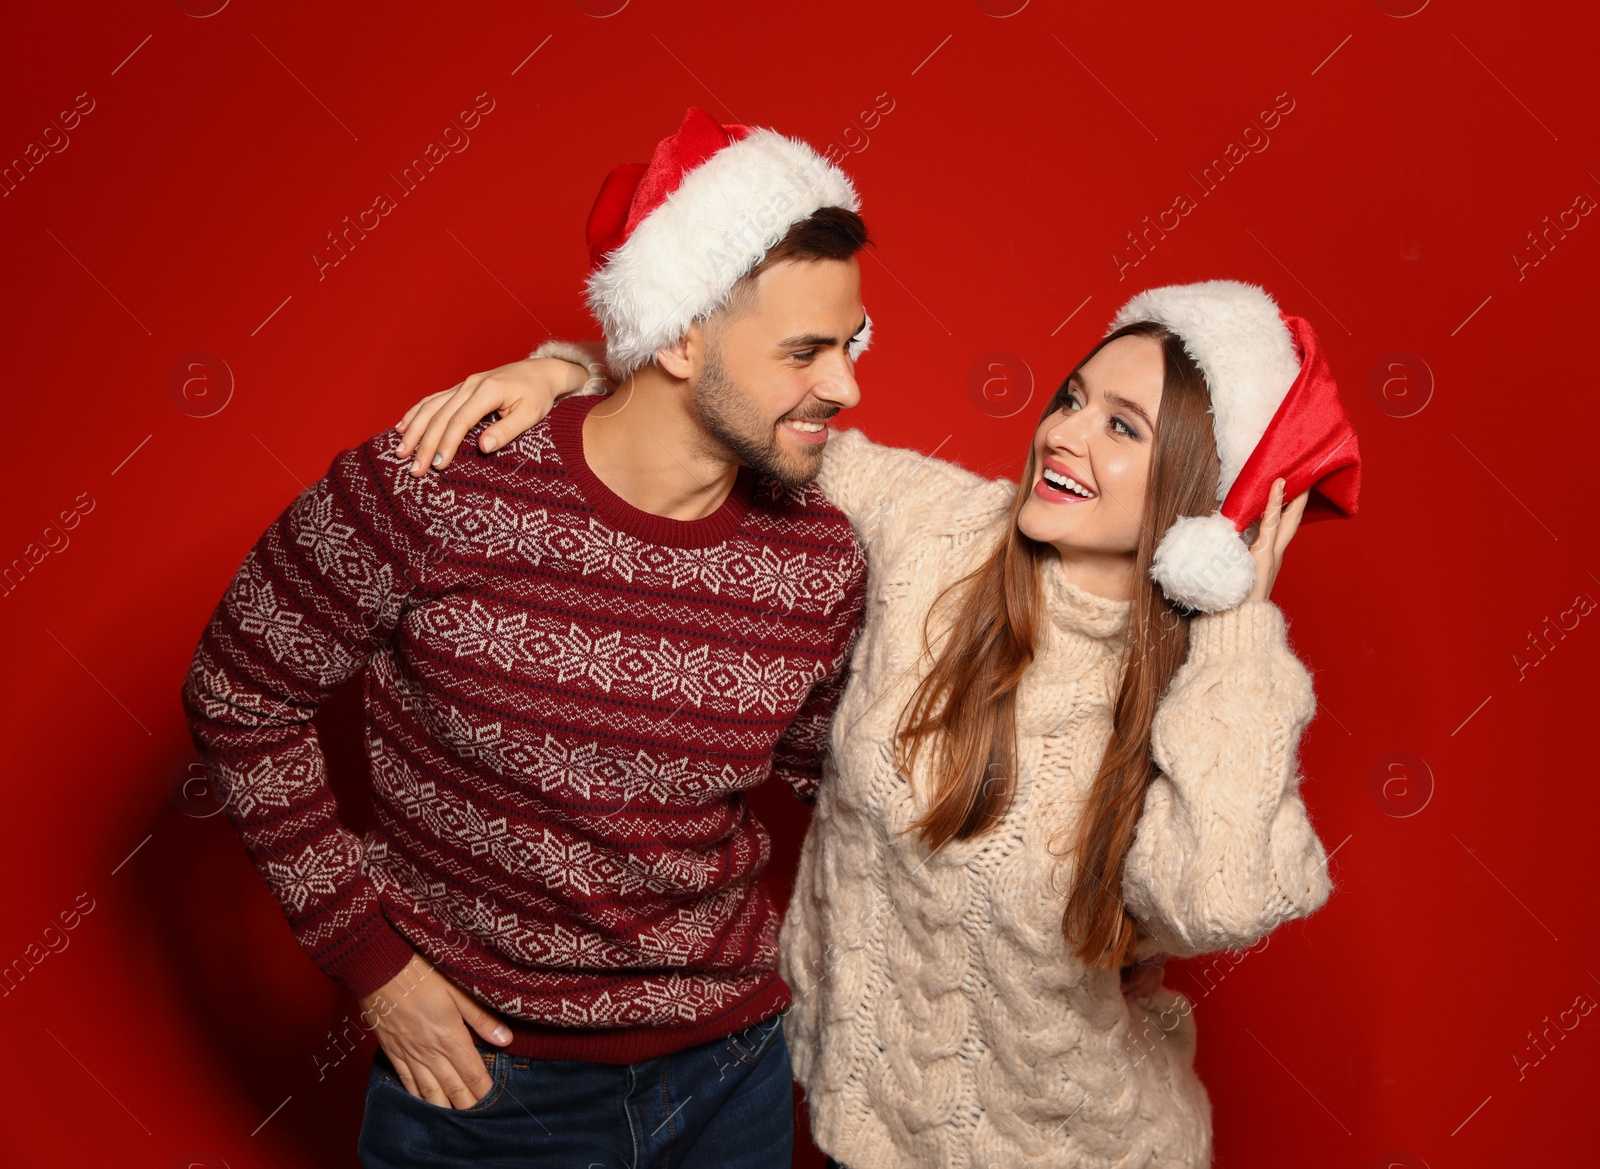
1112;416;1139;439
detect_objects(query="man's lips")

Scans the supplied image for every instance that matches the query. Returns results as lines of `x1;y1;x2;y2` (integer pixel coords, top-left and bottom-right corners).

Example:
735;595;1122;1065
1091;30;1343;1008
780;415;834;446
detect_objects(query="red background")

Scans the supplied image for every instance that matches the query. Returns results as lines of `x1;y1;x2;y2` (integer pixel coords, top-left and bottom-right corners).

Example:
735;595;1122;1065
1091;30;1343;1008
2;1;1596;1165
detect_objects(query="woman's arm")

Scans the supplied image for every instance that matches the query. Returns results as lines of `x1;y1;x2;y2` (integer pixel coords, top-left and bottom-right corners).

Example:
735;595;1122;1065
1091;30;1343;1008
1120;599;1333;959
815;427;997;549
394;340;610;477
391;347;1000;553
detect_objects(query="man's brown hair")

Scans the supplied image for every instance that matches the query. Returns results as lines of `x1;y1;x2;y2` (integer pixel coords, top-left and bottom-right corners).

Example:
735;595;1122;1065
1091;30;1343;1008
719;207;871;318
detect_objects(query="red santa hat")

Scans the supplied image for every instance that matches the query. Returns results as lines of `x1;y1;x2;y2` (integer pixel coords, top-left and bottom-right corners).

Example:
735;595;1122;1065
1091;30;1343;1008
1108;279;1361;612
582;107;872;376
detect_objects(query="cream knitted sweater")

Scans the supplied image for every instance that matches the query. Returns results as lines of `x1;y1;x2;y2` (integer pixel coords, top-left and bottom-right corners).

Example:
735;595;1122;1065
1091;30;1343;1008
779;428;1334;1169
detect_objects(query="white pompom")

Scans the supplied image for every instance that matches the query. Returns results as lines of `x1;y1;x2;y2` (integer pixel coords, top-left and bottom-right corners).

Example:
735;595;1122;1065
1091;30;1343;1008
1150;512;1256;612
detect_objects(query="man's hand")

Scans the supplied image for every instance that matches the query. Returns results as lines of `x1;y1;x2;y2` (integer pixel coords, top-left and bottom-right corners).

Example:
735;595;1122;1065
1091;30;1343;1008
357;951;514;1109
395;356;595;478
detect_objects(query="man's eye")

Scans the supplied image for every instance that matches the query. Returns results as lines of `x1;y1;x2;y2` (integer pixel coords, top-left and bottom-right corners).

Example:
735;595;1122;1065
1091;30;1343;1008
791;349;818;362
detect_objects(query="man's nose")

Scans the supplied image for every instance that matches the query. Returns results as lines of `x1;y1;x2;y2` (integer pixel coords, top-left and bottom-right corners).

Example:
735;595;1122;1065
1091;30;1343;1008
812;351;861;411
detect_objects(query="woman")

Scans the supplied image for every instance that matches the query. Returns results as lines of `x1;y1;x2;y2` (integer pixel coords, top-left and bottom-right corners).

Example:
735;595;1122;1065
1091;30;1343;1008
392;279;1359;1167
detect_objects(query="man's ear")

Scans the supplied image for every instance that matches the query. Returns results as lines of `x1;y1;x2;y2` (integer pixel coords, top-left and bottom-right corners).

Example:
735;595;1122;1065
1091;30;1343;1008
654;323;701;381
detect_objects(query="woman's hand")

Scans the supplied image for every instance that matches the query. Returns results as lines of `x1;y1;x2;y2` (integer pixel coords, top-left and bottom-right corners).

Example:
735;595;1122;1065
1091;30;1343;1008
1120;954;1169;1002
394;356;596;477
1247;477;1310;602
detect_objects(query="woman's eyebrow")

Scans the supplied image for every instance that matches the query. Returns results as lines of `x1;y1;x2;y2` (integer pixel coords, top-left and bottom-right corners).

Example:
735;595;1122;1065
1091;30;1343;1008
1063;370;1153;429
1106;391;1154;428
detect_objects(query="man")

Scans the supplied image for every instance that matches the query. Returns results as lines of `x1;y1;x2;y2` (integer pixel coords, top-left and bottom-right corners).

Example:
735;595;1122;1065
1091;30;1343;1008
180;107;871;1167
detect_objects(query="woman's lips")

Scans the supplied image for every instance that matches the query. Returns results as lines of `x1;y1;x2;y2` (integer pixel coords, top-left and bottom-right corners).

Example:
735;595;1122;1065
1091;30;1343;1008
1033;477;1094;504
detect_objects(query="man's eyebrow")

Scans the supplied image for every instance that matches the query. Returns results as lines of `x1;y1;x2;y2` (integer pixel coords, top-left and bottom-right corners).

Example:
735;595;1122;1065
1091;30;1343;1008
777;318;868;349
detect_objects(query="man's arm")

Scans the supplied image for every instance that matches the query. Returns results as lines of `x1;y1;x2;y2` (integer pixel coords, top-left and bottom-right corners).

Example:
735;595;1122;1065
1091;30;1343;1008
768;550;868;803
180;434;510;1108
180;437;425;994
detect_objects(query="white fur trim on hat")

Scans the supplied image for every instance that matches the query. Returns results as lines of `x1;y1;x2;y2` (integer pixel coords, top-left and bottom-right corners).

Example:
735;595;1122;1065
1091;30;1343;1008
848;312;872;361
586;128;861;376
1149;512;1256;613
1112;280;1299;612
1111;280;1301;504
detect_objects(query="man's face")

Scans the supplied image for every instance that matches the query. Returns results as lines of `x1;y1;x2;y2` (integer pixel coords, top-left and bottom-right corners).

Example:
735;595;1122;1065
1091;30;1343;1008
689;257;865;487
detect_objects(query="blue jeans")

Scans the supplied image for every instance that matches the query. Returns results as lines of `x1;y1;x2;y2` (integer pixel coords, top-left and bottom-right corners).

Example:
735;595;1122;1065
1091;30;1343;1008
357;1013;793;1168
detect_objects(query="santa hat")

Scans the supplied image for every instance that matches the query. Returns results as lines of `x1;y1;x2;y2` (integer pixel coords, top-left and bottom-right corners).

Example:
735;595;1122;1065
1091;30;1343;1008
1108;280;1361;613
582;107;872;376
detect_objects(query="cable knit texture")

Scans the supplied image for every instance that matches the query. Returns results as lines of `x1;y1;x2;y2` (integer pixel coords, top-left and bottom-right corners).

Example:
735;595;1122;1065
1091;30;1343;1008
779;427;1334;1169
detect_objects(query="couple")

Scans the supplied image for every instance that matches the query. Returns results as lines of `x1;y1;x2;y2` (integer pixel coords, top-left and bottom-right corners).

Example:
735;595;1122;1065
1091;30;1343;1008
182;107;1359;1168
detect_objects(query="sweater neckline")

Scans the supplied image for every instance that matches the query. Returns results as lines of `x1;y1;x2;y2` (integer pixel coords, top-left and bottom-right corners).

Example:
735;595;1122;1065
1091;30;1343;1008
550;394;755;549
1040;555;1133;642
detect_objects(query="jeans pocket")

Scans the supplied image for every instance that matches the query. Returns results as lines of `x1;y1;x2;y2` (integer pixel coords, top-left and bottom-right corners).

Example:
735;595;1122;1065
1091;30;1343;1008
721;1014;784;1068
372;1043;506;1114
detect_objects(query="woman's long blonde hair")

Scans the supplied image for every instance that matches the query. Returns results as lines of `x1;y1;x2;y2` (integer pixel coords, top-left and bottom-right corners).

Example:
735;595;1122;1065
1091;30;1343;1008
893;322;1222;971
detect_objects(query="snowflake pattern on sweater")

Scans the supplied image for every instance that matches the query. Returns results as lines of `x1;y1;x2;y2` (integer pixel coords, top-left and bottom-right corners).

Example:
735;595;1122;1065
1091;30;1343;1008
181;394;866;1063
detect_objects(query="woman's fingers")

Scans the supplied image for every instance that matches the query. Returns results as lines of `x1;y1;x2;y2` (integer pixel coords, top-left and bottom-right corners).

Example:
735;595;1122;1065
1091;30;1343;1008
398;384;466;462
435;378;517;470
396;389;452;455
478;388;558;454
396;391;440;437
407;376;482;475
1275;490;1311;556
478;383;549;455
1251;478;1286;555
1246;479;1289;602
1119;959;1166;1001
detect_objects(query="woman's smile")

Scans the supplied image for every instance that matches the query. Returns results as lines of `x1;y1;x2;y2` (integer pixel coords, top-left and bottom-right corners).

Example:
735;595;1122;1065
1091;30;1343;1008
1034;455;1098;504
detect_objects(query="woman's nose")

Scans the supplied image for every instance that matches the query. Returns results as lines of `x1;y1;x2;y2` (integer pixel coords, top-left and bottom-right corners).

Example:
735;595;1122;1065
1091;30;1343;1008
1046;412;1090;452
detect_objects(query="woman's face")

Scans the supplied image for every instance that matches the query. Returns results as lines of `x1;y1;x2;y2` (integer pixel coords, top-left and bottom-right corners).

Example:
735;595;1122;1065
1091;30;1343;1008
1016;334;1164;572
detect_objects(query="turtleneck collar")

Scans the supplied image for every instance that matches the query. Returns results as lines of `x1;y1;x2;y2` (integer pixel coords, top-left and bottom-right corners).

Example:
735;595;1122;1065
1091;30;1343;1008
1039;554;1133;642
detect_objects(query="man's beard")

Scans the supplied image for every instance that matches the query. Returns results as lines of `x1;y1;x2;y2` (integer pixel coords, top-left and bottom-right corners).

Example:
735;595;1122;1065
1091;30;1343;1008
690;342;837;488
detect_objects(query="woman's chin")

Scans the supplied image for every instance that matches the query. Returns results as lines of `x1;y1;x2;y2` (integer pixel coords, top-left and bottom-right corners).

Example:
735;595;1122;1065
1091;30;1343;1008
1017;502;1138;564
1017;499;1082;547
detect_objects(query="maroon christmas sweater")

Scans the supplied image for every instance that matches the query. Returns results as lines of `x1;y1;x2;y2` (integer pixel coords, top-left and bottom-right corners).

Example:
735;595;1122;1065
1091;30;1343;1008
180;394;867;1063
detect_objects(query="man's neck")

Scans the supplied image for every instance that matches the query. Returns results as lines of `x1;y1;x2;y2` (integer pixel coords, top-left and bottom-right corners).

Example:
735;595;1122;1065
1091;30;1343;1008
580;367;741;521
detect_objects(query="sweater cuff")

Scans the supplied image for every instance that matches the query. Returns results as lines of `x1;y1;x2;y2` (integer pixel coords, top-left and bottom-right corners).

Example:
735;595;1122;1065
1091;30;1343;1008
321;914;416;1000
1186;599;1288;660
528;339;611;395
